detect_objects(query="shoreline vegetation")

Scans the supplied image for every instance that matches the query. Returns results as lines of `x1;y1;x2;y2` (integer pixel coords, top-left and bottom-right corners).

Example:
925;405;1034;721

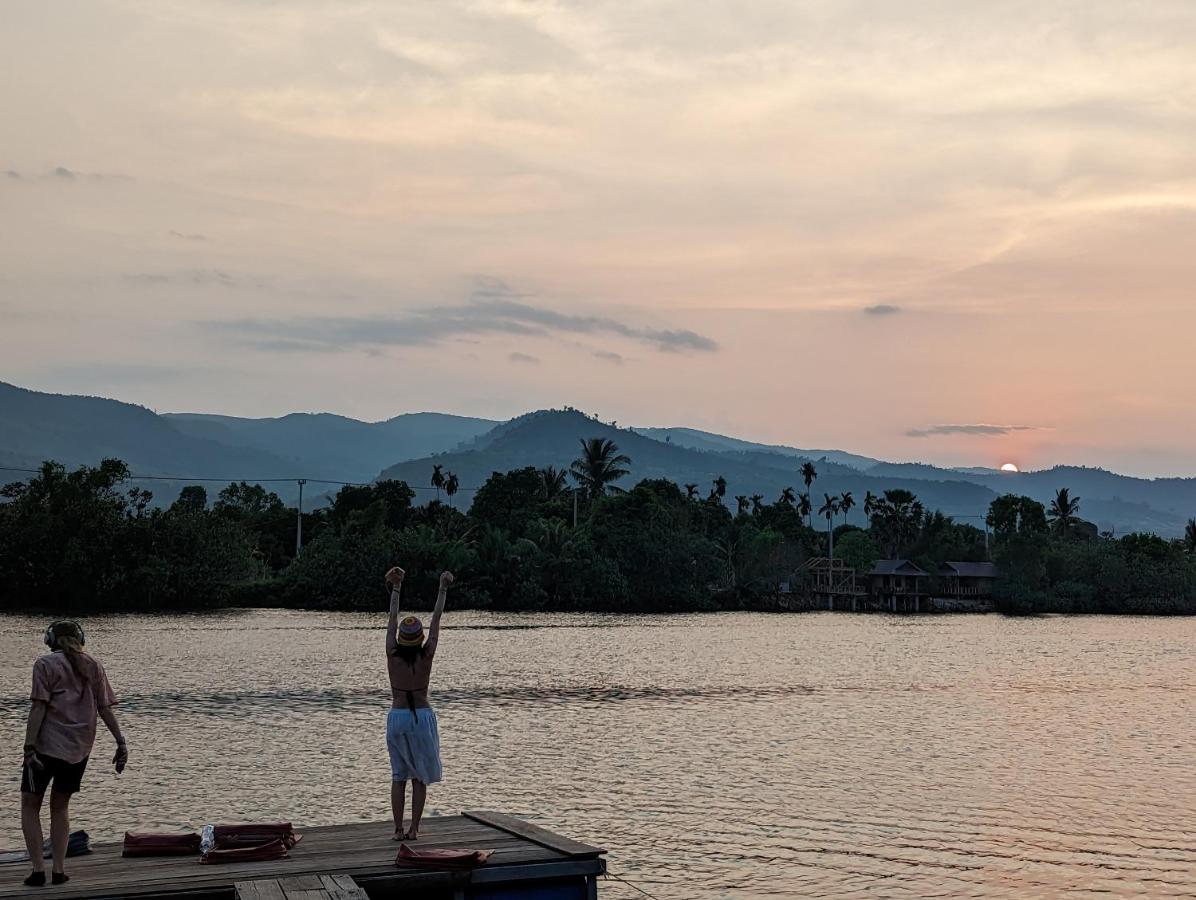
3;442;1196;616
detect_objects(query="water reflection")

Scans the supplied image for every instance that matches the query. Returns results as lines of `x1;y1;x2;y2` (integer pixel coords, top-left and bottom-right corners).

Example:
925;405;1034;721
3;610;1196;898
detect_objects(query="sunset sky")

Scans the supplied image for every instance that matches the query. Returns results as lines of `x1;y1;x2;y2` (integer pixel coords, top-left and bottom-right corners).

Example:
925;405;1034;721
3;1;1195;476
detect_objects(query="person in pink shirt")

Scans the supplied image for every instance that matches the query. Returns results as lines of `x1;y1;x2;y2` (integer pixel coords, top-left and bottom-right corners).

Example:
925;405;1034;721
20;622;128;888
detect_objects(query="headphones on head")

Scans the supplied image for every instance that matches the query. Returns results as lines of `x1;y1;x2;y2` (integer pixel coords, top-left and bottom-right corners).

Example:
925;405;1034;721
44;621;85;650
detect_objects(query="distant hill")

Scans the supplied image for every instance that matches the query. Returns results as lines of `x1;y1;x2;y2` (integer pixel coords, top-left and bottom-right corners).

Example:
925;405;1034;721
0;381;293;480
164;411;497;484
0;382;494;504
379;410;1000;527
633;426;881;470
3;382;1192;535
862;461;1196;535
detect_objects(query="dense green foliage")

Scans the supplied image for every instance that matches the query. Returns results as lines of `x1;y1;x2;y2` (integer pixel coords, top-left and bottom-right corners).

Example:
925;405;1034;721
3;451;1195;615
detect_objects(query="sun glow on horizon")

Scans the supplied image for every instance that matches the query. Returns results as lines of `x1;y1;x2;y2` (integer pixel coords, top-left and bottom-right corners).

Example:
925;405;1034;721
1001;463;1020;472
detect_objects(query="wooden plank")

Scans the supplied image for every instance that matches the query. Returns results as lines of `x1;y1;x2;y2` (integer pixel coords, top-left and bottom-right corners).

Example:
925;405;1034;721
276;876;323;891
464;812;604;859
234;881;285;900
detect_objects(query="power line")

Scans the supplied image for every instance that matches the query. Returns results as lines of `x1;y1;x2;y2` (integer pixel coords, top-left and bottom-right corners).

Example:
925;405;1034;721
0;466;480;491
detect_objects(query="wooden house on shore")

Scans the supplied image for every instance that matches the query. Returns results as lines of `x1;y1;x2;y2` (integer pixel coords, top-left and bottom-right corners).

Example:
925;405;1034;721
792;558;1000;612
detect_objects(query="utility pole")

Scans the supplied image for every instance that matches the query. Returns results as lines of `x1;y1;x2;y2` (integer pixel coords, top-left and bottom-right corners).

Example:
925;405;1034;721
572;489;579;529
295;479;307;557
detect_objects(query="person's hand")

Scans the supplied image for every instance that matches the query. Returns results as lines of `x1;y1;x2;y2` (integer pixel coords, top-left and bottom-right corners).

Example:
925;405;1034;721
439;571;455;589
23;745;42;770
113;741;128;774
385;566;406;587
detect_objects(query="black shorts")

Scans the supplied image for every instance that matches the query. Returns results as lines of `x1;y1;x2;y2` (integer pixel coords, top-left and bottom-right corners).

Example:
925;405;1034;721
20;755;88;796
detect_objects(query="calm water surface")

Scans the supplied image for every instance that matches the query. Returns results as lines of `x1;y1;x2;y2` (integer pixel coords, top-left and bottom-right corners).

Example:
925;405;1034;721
3;611;1196;898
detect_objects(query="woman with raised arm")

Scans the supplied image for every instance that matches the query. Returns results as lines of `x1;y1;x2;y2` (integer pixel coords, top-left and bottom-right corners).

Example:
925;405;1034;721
384;566;452;841
20;621;128;887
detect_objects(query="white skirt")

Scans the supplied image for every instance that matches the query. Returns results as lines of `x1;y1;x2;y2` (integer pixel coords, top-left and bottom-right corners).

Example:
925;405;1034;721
386;708;443;784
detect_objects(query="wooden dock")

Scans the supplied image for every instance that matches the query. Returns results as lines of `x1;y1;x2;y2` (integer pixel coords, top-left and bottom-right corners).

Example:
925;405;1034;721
0;812;605;900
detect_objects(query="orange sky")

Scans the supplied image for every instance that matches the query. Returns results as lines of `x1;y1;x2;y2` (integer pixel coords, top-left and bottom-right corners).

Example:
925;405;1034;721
3;1;1195;475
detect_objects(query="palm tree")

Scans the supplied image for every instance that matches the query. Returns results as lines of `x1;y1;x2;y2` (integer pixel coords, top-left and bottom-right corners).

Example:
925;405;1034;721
735;495;750;516
712;475;727;501
1185;518;1196;554
570;437;632;501
431;464;445;501
1048;488;1081;536
863;490;878;525
539;466;569;500
684;483;699;500
779;486;796;507
751;494;764;515
800;463;817;524
800;461;817;494
798;492;812;526
444;472;459;508
871;489;924;556
818;493;840;557
840;491;855;526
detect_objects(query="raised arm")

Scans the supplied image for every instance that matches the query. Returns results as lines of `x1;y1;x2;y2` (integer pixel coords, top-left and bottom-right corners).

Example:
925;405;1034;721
384;566;405;654
425;571;454;653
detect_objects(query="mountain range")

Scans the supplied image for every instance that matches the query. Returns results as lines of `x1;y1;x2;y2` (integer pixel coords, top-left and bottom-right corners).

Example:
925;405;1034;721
1;381;1193;536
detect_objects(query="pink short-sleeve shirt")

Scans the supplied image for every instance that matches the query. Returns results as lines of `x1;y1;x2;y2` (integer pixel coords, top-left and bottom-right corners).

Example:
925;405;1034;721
30;651;117;764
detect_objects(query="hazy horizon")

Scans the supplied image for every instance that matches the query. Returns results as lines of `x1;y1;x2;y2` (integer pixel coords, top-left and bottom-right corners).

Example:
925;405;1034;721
4;2;1196;477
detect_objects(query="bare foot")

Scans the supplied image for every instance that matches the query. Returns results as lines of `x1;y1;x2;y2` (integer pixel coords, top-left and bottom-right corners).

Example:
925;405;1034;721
392;828;404;842
404;829;419;841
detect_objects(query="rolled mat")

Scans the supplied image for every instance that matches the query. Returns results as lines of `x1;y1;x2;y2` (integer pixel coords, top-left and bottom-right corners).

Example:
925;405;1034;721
200;824;301;864
123;833;201;857
394;844;494;870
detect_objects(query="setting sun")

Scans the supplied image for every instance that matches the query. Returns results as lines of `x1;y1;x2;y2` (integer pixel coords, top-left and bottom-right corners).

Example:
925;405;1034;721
1001;463;1020;472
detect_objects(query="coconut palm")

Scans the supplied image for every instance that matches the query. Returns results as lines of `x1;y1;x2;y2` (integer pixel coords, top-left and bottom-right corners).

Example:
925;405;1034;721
779;486;796;507
798;492;812;525
800;463;818;524
431;464;446;501
871;489;924;556
863;490;878;524
712;475;728;501
818;493;840;557
800;461;817;494
751;494;764;515
840;491;855;526
539;466;569;500
1048;488;1081;536
684;483;699;500
570;437;632;501
444;472;459;508
735;495;750;516
1185;518;1196;554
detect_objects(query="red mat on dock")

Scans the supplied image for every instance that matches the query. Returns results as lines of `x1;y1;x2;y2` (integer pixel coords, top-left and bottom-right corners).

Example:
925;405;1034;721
201;823;301;864
394;844;493;870
122;833;201;857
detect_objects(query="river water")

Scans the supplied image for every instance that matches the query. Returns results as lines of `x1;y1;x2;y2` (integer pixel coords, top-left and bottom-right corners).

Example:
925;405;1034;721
2;610;1196;898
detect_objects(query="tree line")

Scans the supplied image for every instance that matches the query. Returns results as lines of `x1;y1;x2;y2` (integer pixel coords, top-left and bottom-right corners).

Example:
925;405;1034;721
2;443;1195;614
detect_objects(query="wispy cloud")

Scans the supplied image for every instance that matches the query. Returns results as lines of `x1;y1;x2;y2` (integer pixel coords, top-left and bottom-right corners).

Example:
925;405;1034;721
863;304;903;316
509;351;539;364
168;230;208;242
906;423;1045;438
125;269;266;288
205;281;719;355
594;350;625;364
